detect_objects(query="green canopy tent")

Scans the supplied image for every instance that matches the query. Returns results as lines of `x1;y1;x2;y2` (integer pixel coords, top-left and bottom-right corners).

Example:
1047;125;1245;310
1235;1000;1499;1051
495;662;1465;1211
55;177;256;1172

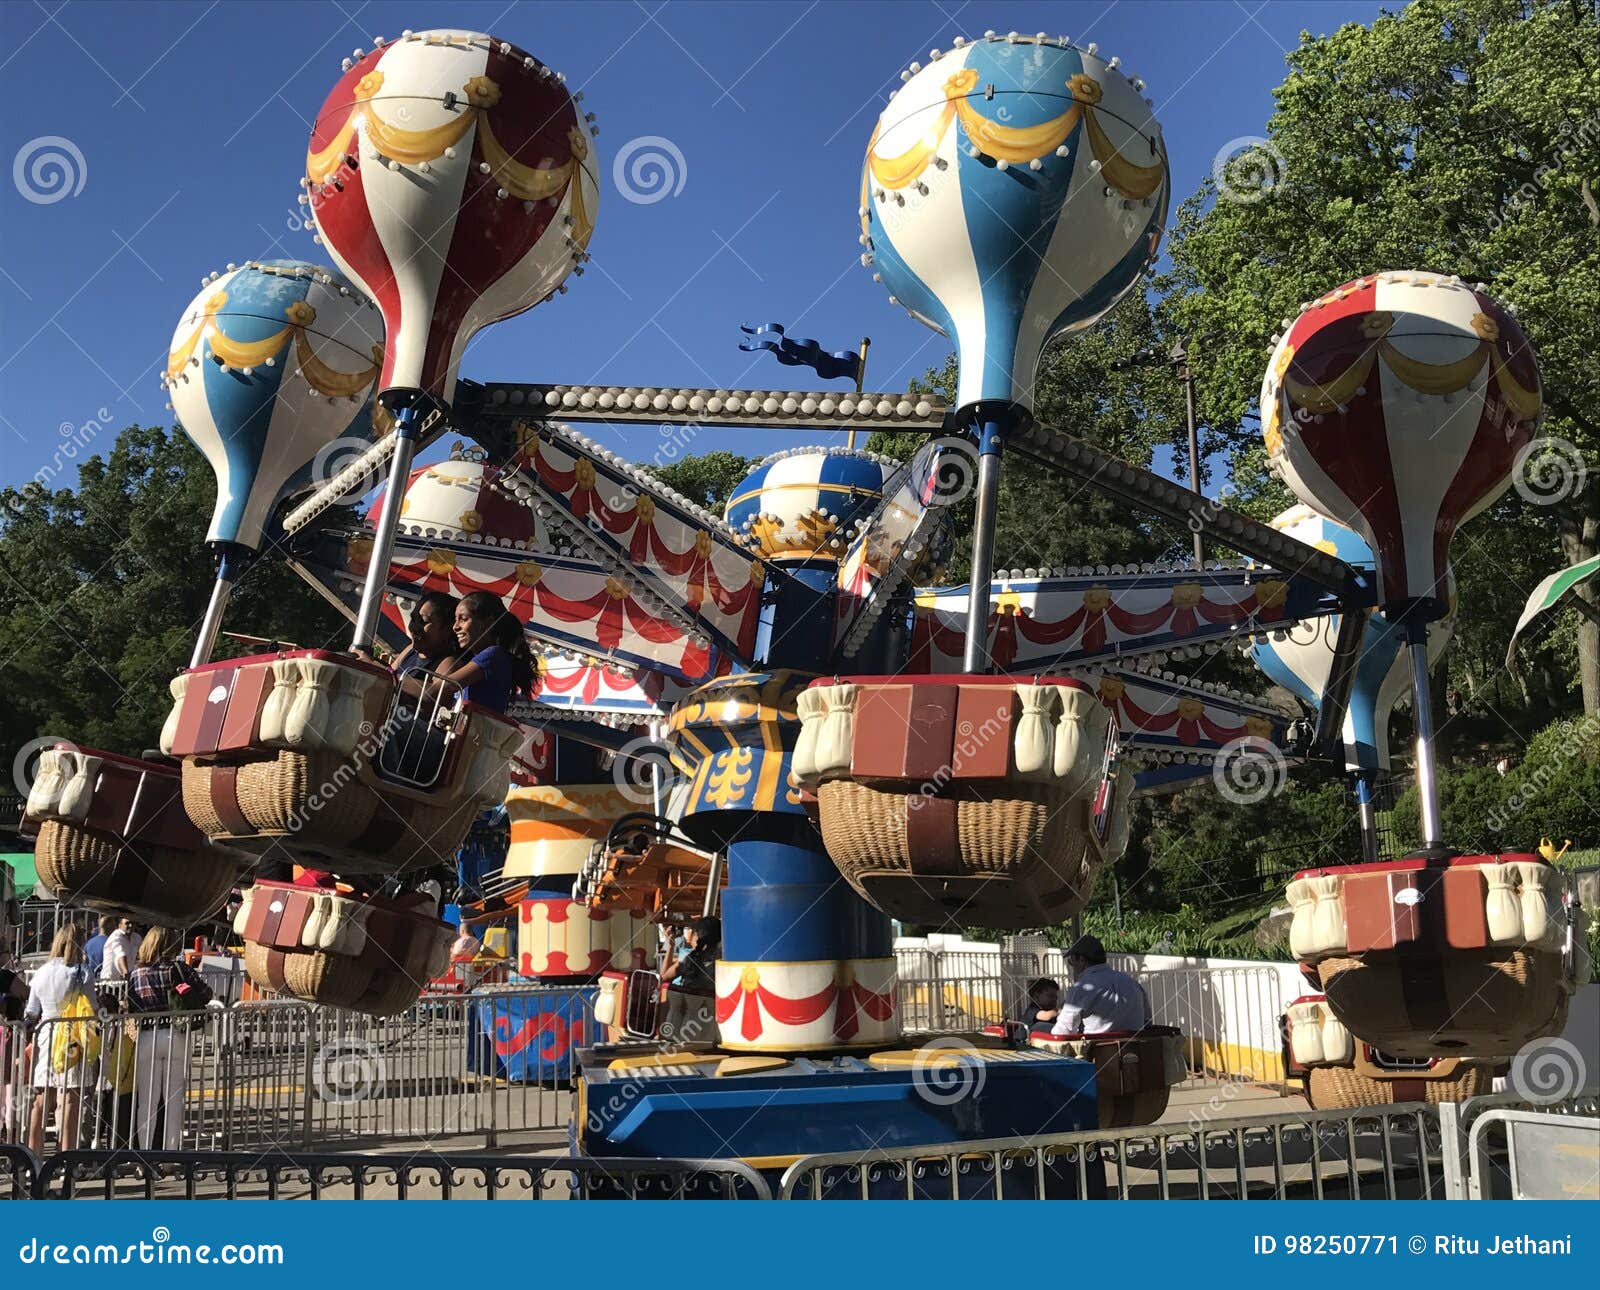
1506;554;1600;667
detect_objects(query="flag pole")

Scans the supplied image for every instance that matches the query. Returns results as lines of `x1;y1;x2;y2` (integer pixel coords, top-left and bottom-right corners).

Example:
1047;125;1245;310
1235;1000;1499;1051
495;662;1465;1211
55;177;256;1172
847;337;870;451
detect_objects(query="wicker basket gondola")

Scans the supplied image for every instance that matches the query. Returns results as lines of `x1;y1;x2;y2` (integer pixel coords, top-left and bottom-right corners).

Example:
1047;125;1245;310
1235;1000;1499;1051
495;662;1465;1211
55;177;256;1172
1306;1059;1495;1109
166;649;523;876
23;746;241;926
794;677;1127;929
1317;948;1568;1057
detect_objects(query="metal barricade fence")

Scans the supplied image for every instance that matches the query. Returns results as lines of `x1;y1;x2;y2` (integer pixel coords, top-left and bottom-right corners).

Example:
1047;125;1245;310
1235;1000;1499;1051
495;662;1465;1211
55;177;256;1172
2;984;597;1154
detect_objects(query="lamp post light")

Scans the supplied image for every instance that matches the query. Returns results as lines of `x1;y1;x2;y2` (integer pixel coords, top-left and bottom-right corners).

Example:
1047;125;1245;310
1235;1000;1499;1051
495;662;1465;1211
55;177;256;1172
1112;339;1206;567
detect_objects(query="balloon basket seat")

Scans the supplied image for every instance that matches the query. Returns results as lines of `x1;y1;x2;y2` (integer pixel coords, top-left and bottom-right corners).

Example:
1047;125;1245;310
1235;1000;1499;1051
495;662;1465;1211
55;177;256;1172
518;896;653;980
162;649;521;876
984;1024;1186;1127
793;676;1128;928
1286;993;1495;1108
235;879;452;1016
23;745;240;925
1286;855;1589;1058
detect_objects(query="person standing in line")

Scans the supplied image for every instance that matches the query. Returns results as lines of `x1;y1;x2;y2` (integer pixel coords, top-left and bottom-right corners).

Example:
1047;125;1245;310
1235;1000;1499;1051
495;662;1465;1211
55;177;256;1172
0;949;30;1142
24;924;94;1155
127;927;214;1151
100;918;140;984
84;916;114;978
659;916;719;1044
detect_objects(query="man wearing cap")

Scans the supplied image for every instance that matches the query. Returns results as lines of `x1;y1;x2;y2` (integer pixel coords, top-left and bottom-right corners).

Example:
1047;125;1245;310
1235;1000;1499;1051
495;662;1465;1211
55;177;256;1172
1051;935;1149;1036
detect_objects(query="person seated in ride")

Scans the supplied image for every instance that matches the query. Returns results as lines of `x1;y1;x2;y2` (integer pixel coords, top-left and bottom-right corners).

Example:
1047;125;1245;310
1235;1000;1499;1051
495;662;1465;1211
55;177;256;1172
393;591;460;678
1050;935;1150;1037
437;590;536;716
660;915;719;1045
1019;977;1060;1031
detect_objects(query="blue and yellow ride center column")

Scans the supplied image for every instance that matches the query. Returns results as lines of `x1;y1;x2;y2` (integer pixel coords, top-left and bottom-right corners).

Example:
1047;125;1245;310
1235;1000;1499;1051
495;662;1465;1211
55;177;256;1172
573;668;1102;1177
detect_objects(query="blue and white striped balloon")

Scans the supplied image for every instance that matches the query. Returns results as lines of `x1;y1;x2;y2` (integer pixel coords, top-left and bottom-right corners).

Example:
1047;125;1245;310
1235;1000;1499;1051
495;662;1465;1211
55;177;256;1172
724;447;899;561
164;260;384;551
862;34;1167;412
1250;505;1453;772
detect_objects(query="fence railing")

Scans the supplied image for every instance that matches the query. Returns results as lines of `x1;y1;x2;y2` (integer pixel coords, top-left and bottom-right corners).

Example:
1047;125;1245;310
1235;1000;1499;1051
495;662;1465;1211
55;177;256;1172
2;984;597;1154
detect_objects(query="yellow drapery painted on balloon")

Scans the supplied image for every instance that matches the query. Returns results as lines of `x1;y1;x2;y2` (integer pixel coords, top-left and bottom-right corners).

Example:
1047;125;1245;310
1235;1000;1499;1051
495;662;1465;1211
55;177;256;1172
165;293;382;398
1281;336;1538;423
862;69;1161;202
307;71;593;249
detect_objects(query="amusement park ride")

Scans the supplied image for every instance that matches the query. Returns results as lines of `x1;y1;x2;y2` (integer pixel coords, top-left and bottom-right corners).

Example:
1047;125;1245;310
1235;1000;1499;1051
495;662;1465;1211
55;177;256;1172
18;28;1589;1181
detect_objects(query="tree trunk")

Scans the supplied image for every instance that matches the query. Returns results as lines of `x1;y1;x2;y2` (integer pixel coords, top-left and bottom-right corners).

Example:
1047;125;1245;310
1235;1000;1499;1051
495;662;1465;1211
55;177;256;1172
1559;489;1600;716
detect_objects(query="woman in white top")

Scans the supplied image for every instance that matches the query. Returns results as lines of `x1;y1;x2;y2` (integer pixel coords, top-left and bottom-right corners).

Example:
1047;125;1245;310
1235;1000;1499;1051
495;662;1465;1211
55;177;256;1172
26;923;96;1155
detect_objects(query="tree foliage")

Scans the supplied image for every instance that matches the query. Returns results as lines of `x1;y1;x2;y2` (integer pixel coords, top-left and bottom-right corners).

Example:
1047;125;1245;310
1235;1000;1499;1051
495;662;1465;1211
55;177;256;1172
0;427;345;758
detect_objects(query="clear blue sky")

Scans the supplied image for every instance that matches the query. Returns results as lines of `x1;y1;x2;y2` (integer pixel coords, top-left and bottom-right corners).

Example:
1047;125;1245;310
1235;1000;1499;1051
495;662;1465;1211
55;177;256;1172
0;0;1390;495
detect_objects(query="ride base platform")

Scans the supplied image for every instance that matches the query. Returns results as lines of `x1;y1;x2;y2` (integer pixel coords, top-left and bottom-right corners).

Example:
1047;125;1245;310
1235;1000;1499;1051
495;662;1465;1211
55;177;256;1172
574;1036;1104;1197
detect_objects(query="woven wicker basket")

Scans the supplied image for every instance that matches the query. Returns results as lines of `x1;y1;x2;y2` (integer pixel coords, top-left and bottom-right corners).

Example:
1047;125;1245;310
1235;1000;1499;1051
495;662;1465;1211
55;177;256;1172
33;820;238;926
242;941;427;1017
1306;1061;1493;1109
183;756;478;875
816;778;1096;926
1318;948;1569;1057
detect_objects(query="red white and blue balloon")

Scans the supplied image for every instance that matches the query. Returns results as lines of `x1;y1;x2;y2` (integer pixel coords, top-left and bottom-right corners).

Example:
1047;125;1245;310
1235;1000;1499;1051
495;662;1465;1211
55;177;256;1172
164;260;383;552
304;29;599;408
1250;505;1453;773
1261;271;1540;615
862;33;1167;412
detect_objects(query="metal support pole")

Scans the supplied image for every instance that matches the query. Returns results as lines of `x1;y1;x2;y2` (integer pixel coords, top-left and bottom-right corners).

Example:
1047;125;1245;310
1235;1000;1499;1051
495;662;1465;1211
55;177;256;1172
846;337;870;452
190;544;244;668
1408;629;1445;849
1354;772;1380;864
350;406;421;652
962;418;1005;674
702;850;723;918
1172;339;1204;568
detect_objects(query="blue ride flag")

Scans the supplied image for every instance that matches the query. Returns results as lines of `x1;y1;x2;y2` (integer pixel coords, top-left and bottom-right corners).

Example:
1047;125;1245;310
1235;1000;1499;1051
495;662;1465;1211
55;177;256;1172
739;323;862;383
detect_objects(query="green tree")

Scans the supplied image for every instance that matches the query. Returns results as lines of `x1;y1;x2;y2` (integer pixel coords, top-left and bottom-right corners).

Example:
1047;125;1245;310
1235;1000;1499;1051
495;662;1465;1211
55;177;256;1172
0;425;345;761
1161;0;1600;712
646;449;756;512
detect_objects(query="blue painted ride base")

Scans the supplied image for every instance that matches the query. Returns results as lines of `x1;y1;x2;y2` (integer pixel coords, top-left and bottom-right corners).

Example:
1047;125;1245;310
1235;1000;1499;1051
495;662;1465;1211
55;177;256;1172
468;987;597;1084
575;1044;1104;1197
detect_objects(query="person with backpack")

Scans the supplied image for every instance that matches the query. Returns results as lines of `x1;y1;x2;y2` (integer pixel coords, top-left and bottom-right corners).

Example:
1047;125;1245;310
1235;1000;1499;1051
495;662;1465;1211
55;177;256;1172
25;924;97;1155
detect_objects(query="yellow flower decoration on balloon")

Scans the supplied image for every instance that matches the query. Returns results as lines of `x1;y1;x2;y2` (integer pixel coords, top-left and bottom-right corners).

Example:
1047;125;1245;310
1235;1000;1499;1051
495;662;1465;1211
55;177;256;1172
1171;583;1204;609
284;300;317;327
603;576;630;600
1360;311;1395;339
355;70;384;101
945;67;979;98
426;549;457;575
1084;586;1112;611
740;965;760;993
464;76;501;109
574;459;597;490
1097;675;1126;702
514;560;542;587
1177;697;1204;721
567;125;589;162
635;495;656;524
458;510;482;533
1067;73;1102;104
1470;311;1499;342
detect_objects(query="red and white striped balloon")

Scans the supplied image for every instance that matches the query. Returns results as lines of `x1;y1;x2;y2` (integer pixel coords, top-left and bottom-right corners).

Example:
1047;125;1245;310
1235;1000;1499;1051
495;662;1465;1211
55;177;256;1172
1260;271;1541;613
303;30;598;408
